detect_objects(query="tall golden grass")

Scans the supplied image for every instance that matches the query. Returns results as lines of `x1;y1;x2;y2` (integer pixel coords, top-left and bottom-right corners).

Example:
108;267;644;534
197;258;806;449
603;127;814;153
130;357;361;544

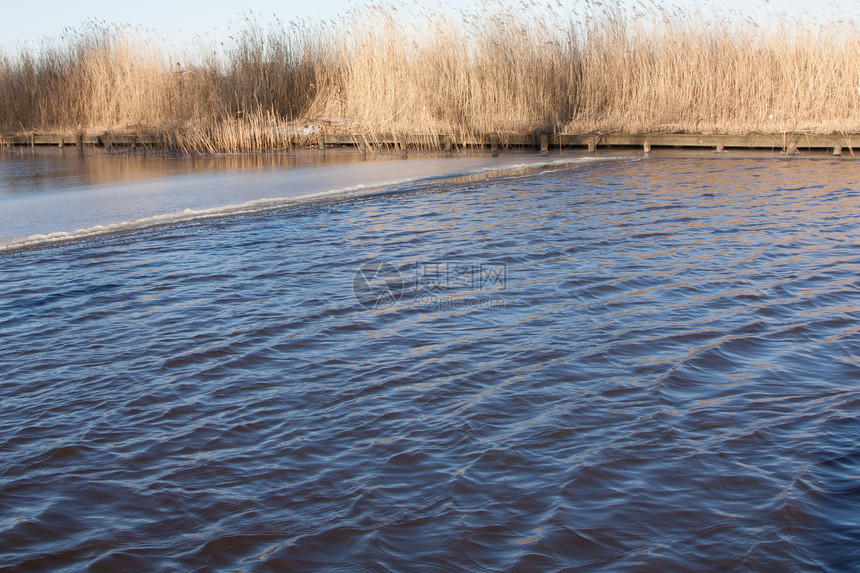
1;3;858;152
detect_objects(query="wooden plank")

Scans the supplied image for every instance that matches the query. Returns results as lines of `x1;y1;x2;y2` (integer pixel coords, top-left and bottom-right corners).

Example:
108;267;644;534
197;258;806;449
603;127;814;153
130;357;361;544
559;132;857;151
32;135;61;145
0;133;160;146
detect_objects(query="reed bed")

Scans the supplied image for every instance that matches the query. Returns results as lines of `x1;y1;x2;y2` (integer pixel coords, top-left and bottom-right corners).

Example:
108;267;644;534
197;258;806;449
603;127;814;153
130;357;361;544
1;2;858;152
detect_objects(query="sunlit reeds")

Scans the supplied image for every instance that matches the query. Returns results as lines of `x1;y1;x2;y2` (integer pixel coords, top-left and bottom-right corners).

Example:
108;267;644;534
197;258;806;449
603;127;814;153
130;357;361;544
1;2;858;152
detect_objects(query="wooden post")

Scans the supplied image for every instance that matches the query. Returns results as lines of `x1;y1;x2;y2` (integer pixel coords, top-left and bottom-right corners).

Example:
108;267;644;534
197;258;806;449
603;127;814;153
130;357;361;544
715;143;725;153
318;134;326;151
587;138;596;153
443;135;453;154
833;145;843;156
490;135;499;156
643;140;651;154
540;133;549;153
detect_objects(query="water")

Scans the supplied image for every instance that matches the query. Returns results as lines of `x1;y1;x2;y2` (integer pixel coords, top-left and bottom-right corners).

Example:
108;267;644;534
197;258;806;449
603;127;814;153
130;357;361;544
1;154;859;571
0;148;576;249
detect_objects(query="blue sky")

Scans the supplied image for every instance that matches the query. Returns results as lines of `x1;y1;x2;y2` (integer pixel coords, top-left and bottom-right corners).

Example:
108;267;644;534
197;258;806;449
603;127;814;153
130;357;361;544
1;0;857;53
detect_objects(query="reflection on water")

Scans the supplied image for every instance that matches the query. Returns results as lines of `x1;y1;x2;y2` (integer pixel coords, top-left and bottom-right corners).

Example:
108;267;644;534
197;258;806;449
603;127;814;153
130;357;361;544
0;148;580;247
0;147;376;196
1;157;859;571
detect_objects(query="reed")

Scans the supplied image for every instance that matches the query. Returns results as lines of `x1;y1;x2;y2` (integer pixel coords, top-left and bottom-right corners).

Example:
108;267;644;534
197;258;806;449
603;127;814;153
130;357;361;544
1;3;858;152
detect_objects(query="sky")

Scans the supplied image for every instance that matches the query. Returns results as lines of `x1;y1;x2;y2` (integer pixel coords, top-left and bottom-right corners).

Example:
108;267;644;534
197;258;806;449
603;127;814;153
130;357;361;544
0;0;858;53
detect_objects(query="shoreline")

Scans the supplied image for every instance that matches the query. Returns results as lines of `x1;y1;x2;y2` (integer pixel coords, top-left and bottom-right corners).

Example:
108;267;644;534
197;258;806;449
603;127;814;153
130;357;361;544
1;131;857;156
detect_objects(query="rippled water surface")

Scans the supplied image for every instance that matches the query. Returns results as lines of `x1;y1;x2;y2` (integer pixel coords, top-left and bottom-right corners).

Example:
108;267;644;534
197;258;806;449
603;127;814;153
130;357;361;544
2;156;859;571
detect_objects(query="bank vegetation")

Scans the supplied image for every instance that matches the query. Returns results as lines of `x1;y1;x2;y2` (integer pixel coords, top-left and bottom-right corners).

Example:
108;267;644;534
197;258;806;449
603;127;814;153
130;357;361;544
1;2;858;152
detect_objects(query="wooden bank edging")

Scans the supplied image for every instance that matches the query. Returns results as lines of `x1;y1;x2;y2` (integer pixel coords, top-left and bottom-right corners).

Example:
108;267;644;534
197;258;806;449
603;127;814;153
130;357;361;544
317;132;855;155
1;132;856;155
0;133;153;149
